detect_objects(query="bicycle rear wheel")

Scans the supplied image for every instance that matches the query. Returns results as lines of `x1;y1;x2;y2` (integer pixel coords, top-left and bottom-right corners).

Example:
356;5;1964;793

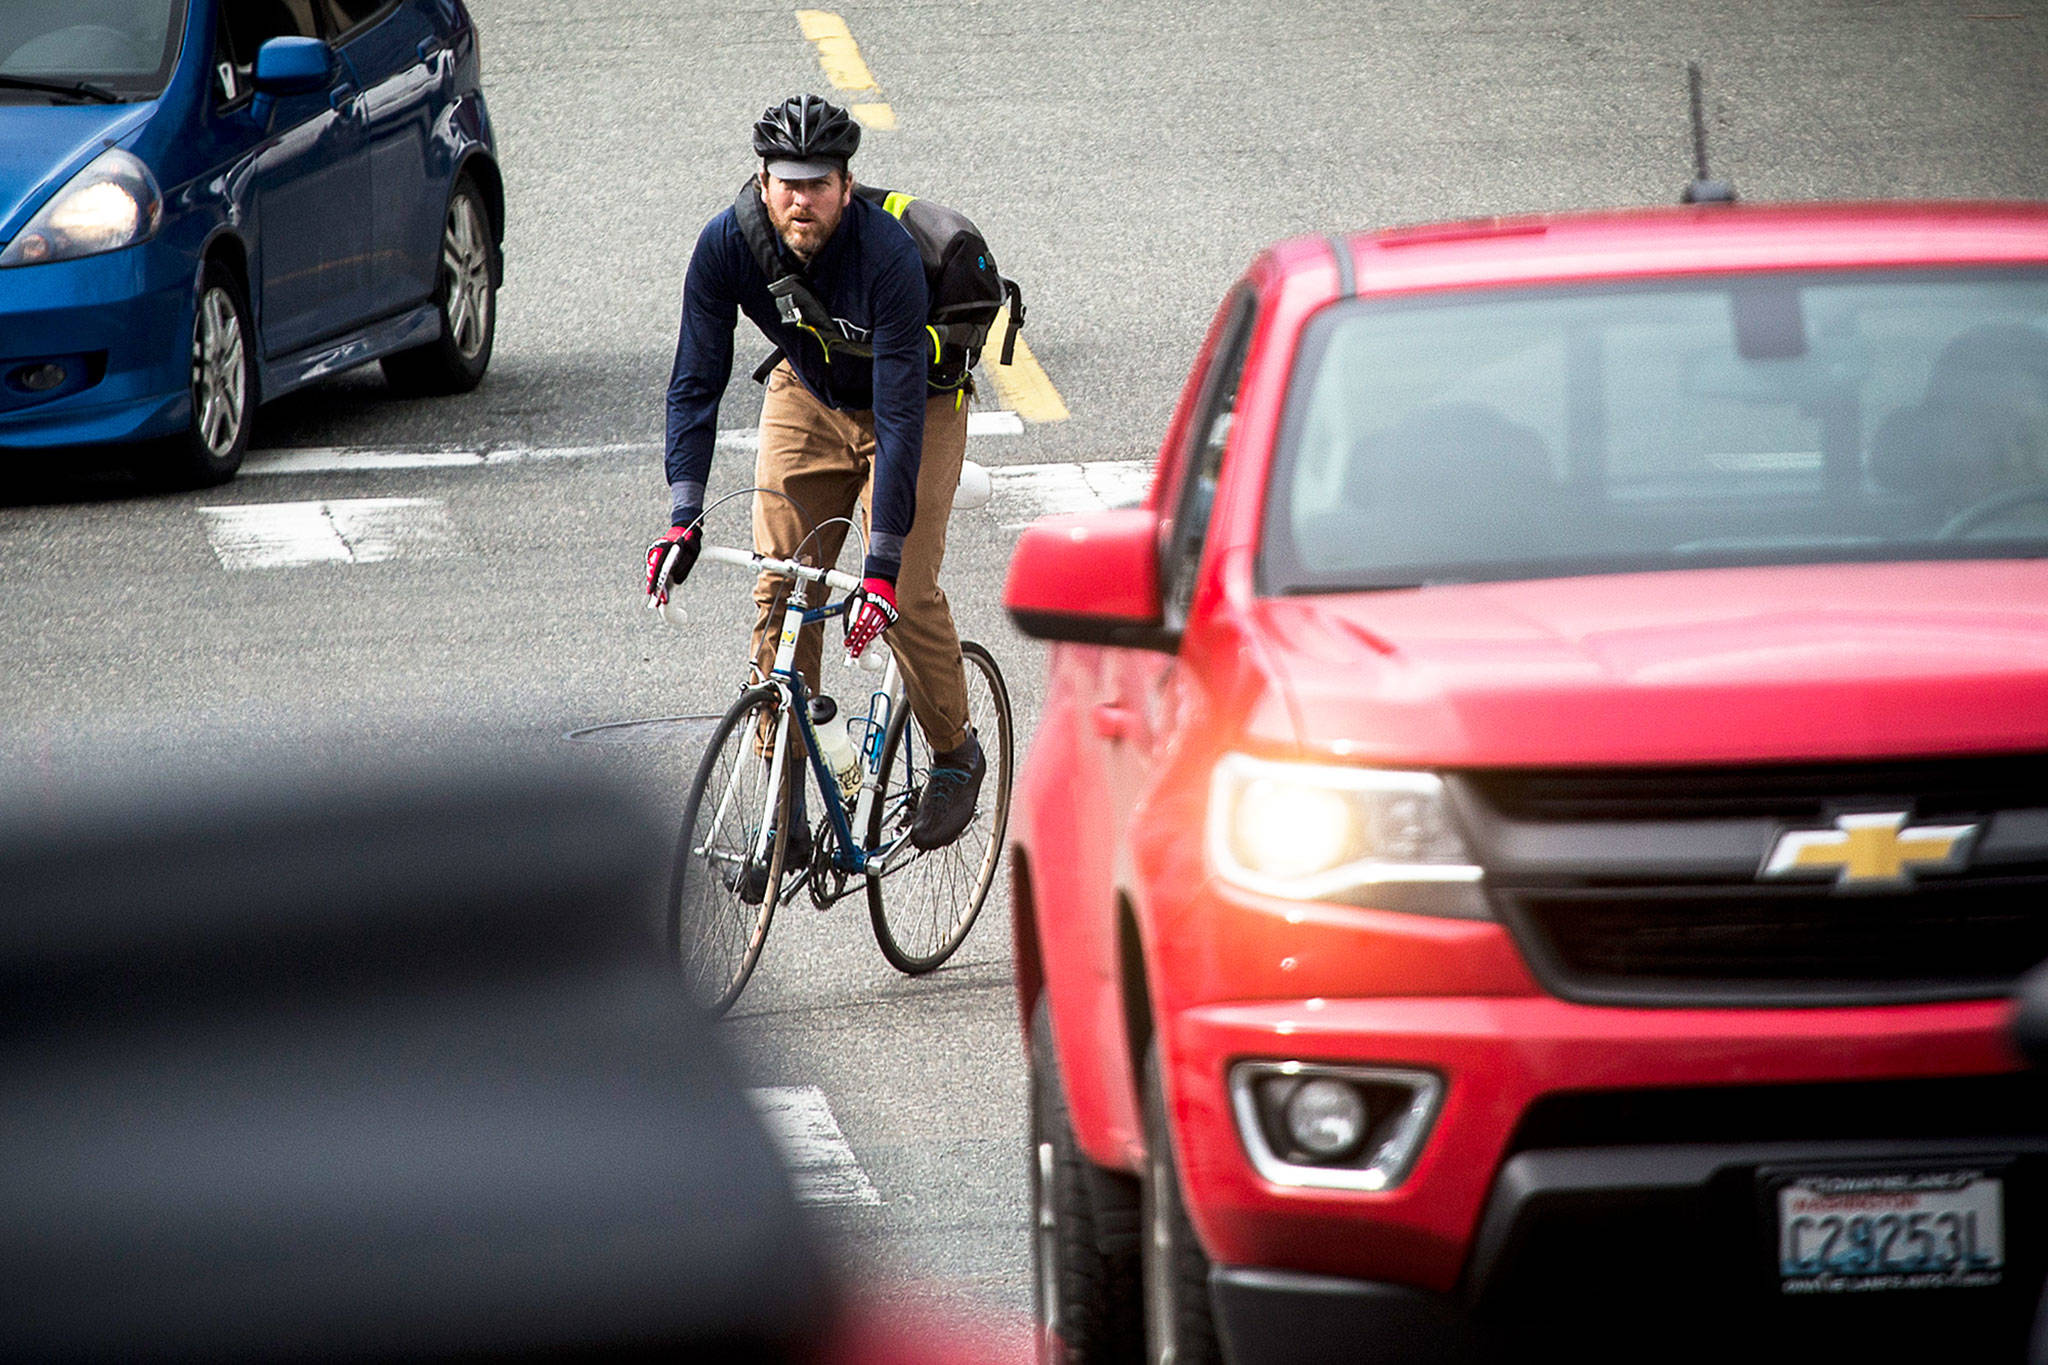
671;685;793;1014
866;640;1014;973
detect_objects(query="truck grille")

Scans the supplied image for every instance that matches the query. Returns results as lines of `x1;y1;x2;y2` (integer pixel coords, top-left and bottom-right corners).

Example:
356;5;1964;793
1449;757;2048;1007
1505;878;2048;1004
1462;753;2048;823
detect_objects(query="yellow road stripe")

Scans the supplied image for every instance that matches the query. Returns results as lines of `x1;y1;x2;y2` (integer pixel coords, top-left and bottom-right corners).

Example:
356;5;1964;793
849;101;896;130
981;306;1068;423
796;11;895;127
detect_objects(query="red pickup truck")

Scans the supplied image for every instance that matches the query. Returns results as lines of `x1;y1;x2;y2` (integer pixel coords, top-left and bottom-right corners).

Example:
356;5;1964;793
1002;203;2048;1363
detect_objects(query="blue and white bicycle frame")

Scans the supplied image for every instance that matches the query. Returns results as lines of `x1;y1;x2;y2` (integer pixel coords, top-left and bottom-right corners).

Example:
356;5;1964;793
696;543;922;884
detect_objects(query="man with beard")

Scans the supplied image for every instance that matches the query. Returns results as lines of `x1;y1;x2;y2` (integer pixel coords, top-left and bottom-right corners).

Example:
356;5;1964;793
645;94;985;877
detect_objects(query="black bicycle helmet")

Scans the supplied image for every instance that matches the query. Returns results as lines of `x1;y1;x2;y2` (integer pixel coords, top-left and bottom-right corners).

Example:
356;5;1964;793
752;94;861;179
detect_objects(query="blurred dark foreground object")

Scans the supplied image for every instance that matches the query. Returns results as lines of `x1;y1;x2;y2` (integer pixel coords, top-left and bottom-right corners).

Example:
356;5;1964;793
2018;960;2048;1072
2022;962;2048;1365
0;758;885;1361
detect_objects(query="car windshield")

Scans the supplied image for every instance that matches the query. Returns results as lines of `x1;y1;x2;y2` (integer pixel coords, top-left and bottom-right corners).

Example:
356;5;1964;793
1263;268;2048;593
0;0;188;102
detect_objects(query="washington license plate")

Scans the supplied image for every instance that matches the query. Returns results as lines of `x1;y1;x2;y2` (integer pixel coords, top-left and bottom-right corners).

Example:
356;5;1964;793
1775;1169;2005;1293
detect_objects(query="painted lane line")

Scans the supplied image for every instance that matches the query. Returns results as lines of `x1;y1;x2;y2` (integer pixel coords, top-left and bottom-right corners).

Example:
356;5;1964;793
989;458;1151;526
796;11;895;129
198;497;461;570
980;305;1068;424
241;412;1027;476
243;441;655;476
748;1085;882;1207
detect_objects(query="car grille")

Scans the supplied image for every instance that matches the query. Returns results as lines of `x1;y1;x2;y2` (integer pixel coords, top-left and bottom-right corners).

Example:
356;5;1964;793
1448;756;2048;1006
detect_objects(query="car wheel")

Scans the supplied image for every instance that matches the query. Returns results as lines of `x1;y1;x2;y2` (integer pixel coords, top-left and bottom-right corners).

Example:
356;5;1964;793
1031;1000;1142;1364
165;263;255;487
1140;1047;1221;1365
381;177;496;396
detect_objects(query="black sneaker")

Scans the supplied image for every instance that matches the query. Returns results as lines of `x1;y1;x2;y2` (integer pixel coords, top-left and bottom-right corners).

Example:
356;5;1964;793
734;819;813;905
910;731;986;851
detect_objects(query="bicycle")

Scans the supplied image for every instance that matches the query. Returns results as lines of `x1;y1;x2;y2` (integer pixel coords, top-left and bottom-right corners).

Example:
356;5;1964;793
656;534;1014;1015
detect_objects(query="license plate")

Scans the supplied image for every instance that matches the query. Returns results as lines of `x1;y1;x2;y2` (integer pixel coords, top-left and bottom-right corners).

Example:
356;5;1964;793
1775;1169;2005;1293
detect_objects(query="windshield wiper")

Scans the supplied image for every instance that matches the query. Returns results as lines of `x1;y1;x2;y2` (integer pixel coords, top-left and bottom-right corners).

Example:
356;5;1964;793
0;74;122;104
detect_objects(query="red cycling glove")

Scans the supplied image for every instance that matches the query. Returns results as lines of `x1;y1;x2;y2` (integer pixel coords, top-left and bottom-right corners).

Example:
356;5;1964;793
644;525;700;605
845;577;898;658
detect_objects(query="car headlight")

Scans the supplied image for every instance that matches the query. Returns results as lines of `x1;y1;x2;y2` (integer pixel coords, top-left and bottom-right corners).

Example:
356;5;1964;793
1206;753;1485;912
0;148;162;268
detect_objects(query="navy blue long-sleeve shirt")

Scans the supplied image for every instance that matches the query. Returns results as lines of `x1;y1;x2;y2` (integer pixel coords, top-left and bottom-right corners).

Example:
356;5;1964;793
664;188;929;581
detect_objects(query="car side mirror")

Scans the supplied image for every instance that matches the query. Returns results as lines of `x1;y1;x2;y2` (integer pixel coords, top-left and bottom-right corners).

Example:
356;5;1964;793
1003;507;1179;652
2016;959;2048;1069
252;36;332;96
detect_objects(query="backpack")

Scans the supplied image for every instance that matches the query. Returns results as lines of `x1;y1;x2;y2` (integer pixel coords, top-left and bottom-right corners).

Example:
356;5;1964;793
733;179;1025;393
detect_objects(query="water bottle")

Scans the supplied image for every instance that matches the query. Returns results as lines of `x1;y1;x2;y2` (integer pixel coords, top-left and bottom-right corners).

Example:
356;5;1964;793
808;696;862;801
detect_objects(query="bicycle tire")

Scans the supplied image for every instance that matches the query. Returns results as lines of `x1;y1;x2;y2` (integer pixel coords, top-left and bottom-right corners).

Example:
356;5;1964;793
865;639;1014;973
671;684;793;1014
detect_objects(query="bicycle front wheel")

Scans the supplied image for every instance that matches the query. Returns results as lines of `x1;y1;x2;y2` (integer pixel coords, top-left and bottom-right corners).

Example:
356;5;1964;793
671;684;793;1015
866;639;1014;973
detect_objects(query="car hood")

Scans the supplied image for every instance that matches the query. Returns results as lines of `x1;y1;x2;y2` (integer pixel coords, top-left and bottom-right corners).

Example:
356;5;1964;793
0;103;153;242
1248;560;2048;768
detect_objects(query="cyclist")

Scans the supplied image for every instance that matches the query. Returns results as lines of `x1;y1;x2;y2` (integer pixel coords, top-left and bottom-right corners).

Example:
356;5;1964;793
644;93;986;868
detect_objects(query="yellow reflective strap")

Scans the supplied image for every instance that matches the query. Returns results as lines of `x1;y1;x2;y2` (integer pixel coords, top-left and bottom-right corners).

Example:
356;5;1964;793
925;325;942;364
801;322;831;361
882;191;917;219
955;387;964;411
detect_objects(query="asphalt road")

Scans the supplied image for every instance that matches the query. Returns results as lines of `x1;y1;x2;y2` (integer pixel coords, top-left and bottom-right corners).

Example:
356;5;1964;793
3;0;2044;1339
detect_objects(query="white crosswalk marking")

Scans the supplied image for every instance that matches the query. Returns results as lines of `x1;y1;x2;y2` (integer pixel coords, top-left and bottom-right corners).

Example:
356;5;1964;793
989;458;1151;525
198;497;462;570
748;1085;882;1206
212;438;1152;569
241;412;1029;476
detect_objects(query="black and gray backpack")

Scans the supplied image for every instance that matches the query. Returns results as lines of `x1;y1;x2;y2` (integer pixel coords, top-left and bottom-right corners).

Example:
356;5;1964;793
733;179;1025;392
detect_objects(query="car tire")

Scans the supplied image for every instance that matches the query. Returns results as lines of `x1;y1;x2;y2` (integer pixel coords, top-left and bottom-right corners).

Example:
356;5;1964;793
162;262;255;487
1140;1046;1222;1365
381;176;496;396
1031;1000;1142;1364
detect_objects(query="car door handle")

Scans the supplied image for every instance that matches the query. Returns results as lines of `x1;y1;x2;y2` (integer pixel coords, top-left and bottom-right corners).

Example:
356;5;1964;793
1092;704;1137;741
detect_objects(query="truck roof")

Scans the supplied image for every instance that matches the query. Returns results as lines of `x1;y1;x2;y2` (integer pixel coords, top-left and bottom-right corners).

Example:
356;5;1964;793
1291;201;2048;300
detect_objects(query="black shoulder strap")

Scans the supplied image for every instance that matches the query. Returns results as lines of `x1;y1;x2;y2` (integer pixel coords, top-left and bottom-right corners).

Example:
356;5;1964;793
730;179;862;357
999;278;1026;366
732;178;786;283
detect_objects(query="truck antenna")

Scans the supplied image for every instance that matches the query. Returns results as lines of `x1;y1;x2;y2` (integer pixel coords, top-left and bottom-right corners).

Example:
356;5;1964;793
1682;61;1737;204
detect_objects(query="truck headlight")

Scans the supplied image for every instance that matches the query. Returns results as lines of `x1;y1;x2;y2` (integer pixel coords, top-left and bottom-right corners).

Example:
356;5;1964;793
0;148;162;268
1207;754;1484;911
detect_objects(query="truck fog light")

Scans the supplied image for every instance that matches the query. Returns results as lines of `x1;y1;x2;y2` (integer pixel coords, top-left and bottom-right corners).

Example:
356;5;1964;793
1284;1078;1367;1161
1231;1061;1444;1192
15;363;66;393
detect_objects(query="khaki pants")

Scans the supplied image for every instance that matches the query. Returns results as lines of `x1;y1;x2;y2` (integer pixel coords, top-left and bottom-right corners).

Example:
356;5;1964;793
751;363;971;755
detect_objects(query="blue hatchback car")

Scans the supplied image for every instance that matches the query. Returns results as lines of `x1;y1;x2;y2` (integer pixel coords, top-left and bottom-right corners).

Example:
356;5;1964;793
0;0;502;484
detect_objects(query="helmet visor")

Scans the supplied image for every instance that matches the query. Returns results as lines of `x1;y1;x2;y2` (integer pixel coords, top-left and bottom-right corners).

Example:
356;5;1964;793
763;156;846;182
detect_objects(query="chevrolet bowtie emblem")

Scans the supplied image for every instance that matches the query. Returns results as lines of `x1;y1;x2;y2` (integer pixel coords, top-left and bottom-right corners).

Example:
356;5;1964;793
1760;812;1980;890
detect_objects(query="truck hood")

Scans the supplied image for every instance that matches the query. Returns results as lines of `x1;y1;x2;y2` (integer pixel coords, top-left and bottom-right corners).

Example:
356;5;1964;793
1249;560;2048;767
0;104;153;242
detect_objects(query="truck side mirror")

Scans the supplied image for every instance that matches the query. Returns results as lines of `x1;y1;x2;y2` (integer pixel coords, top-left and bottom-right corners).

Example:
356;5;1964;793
1003;507;1179;653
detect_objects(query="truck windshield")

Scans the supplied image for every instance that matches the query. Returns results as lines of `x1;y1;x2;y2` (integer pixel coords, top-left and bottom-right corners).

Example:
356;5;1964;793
0;0;187;102
1263;269;2048;592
